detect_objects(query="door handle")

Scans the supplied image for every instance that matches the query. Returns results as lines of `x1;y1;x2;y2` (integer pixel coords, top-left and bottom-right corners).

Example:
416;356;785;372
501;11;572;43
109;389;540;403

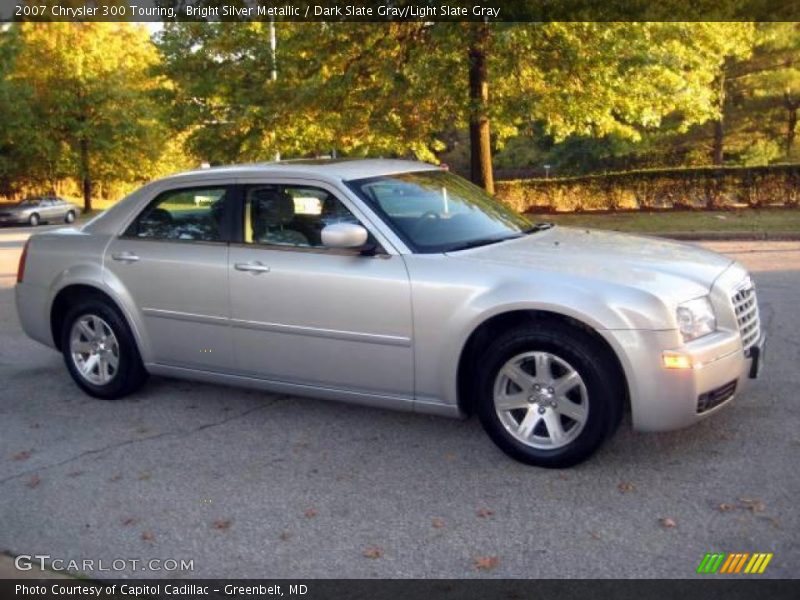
111;252;140;263
234;262;270;274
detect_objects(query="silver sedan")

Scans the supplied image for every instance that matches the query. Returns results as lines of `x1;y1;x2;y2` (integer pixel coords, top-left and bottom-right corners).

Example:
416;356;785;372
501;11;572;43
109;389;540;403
0;196;80;226
14;160;765;467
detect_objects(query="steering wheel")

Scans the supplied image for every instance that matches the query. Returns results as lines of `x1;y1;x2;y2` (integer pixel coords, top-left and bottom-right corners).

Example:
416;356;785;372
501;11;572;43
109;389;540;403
409;210;441;238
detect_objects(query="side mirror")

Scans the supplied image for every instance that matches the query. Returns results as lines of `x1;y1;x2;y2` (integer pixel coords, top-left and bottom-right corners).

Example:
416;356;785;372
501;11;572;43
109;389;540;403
321;222;369;249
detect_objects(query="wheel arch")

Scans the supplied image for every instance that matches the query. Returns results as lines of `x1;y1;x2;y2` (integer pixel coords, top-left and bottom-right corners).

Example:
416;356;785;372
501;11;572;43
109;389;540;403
456;309;630;417
50;284;140;354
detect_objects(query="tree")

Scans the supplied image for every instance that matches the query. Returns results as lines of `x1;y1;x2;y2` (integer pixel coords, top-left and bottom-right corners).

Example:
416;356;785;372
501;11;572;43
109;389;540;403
7;23;171;209
158;23;767;192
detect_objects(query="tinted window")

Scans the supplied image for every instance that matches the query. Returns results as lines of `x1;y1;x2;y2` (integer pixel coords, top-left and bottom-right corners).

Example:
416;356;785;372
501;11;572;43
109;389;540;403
245;185;359;248
125;187;228;242
346;171;532;253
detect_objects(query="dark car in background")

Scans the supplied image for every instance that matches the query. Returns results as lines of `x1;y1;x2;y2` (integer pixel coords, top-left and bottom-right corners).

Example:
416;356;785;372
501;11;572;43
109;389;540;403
0;196;80;227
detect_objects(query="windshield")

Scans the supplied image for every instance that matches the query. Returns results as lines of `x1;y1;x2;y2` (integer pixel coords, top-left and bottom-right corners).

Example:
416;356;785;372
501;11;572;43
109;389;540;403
345;171;533;253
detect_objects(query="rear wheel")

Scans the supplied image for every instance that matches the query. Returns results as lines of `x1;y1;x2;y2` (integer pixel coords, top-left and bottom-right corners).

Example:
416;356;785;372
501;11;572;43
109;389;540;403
60;297;148;399
28;213;39;227
475;322;623;468
64;210;76;223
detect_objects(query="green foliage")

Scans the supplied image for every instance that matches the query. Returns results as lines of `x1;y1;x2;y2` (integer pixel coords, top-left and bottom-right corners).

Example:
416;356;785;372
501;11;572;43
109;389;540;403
1;22;799;201
0;22;187;205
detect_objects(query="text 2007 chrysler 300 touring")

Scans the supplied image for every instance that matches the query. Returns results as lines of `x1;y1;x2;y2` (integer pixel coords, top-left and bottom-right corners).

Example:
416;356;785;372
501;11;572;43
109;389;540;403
15;160;765;467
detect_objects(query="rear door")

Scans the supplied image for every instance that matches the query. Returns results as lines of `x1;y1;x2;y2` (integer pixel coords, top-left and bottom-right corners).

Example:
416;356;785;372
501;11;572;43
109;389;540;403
104;185;236;370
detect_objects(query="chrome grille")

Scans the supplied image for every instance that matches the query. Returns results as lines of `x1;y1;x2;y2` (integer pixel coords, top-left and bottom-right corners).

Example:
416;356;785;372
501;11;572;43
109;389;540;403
731;279;760;351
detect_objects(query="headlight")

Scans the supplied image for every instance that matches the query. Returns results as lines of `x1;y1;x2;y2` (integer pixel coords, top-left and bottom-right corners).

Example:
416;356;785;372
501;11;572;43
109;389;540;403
676;296;716;342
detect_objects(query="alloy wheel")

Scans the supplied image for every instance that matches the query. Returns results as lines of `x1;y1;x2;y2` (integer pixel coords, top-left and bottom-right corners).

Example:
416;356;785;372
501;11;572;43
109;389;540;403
493;351;589;450
69;314;120;385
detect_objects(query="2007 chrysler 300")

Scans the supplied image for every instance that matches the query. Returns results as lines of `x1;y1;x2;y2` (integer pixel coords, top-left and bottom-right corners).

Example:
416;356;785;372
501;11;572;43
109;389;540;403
15;160;765;467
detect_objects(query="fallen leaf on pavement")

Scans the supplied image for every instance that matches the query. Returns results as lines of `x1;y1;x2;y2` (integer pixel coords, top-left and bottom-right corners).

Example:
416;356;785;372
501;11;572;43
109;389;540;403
761;516;781;529
121;517;138;526
304;508;317;518
474;556;499;571
26;475;40;488
618;482;636;493
363;546;383;559
589;531;602;540
279;531;291;541
659;517;677;529
717;503;735;512
13;450;32;461
141;531;155;542
476;508;494;518
212;519;232;530
432;518;445;529
738;498;766;513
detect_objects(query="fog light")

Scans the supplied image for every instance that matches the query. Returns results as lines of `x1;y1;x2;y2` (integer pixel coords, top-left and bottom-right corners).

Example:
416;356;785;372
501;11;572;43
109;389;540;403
663;351;693;369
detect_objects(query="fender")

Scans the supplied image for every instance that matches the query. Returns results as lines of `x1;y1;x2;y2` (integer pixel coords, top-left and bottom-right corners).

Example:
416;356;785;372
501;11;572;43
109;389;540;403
48;263;152;363
410;273;673;409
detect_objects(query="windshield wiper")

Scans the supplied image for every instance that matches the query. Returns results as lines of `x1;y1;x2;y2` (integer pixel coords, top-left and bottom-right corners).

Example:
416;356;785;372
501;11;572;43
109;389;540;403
523;222;554;234
446;236;517;252
446;223;553;252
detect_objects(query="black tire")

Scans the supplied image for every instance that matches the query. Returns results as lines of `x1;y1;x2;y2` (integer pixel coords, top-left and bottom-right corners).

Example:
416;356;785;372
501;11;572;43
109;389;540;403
60;296;148;400
64;210;76;223
29;213;40;227
475;322;624;468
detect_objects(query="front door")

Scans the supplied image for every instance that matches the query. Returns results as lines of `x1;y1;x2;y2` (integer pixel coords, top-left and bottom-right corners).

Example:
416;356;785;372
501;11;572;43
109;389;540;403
228;183;413;398
104;185;235;370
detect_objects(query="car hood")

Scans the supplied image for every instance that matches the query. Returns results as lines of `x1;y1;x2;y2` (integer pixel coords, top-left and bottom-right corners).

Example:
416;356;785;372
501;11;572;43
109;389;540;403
446;226;733;303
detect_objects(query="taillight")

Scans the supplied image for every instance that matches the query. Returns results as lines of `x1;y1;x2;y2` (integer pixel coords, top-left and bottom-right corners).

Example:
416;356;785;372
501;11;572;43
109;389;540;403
17;239;30;283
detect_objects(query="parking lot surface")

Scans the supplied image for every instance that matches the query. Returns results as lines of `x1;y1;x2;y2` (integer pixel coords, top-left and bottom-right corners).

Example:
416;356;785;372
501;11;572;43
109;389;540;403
1;224;798;578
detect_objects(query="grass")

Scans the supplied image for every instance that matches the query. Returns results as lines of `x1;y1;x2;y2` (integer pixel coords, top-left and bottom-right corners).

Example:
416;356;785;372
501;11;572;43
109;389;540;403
527;208;800;235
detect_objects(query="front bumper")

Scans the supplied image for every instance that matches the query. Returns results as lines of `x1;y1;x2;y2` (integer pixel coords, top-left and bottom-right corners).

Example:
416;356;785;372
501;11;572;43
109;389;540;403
0;216;27;225
609;328;763;432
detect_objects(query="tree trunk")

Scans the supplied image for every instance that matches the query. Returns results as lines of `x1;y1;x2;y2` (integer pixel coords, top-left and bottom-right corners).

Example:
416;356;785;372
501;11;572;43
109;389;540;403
785;93;799;156
79;137;92;212
711;64;728;167
712;119;724;166
468;23;494;195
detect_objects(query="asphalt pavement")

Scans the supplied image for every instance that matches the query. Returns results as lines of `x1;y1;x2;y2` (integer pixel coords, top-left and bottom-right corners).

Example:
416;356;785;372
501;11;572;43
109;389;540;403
0;223;798;579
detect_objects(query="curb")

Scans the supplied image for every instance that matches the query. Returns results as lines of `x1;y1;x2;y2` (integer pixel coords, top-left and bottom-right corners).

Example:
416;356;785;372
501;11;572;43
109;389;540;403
654;232;800;242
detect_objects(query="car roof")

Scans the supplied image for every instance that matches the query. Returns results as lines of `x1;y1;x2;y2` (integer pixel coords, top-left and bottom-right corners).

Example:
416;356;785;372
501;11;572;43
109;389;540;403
164;159;442;184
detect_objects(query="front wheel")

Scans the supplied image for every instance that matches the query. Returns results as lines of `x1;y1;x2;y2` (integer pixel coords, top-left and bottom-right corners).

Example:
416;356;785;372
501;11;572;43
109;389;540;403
64;210;76;223
61;298;148;400
475;323;623;468
28;213;40;227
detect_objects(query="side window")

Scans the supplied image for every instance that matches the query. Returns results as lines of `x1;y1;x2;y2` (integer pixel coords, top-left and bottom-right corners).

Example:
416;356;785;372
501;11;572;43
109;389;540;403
245;185;360;248
125;187;229;242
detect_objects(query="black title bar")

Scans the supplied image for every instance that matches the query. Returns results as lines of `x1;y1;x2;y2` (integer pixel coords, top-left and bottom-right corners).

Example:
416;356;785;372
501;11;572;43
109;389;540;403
3;0;800;22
